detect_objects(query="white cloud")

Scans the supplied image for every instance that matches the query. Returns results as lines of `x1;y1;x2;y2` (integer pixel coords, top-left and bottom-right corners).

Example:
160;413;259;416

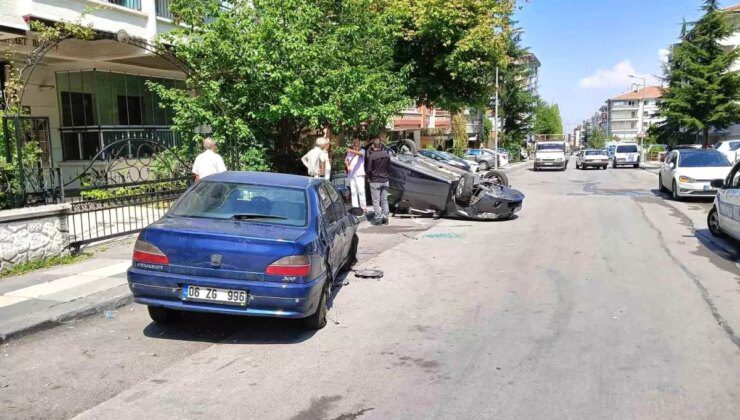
578;60;656;89
658;48;670;64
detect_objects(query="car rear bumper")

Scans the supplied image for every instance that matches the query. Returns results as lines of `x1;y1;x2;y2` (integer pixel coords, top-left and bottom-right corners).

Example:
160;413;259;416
582;160;608;166
128;268;326;318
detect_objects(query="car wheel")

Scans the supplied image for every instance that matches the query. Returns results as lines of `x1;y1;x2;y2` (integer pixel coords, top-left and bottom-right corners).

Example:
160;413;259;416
303;279;330;330
671;180;681;201
633;163;639;168
479;161;489;171
454;172;475;203
147;306;176;324
483;170;509;187
343;234;359;272
707;207;723;237
658;174;668;193
397;139;417;155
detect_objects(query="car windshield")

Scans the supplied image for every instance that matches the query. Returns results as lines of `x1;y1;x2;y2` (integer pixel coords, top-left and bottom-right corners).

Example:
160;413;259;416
731;142;740;151
679;151;731;168
438;151;456;160
585;150;605;156
616;145;638;153
537;143;564;151
169;181;308;226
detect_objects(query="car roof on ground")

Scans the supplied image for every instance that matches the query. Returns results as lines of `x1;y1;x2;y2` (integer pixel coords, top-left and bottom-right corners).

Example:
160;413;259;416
201;171;316;189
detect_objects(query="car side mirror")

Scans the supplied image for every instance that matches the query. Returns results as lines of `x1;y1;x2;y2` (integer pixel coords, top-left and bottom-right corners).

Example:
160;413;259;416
349;207;364;216
710;179;725;189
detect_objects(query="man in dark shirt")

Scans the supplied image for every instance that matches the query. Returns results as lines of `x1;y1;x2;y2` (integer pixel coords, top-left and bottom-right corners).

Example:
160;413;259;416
365;138;391;225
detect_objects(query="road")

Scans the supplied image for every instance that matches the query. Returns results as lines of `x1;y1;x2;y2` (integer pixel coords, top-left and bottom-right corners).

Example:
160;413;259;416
1;163;739;420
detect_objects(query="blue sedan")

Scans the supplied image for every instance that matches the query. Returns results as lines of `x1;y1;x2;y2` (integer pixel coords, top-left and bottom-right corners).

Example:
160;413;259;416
127;172;360;329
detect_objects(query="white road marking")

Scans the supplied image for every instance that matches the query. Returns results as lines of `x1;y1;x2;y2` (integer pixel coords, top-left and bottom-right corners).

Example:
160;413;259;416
0;295;30;309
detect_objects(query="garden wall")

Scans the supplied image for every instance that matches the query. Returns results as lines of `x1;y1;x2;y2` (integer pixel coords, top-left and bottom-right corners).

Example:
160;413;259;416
0;204;71;273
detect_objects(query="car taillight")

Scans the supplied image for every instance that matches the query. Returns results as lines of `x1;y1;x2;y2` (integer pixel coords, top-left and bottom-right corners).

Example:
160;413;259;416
133;239;169;265
265;255;311;276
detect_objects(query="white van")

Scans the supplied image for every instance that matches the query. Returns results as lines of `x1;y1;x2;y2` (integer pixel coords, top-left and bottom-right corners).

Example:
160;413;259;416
613;143;641;168
533;141;567;171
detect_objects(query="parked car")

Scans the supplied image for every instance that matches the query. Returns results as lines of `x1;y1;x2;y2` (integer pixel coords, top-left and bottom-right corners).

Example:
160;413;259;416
128;172;361;330
418;149;473;172
612;143;641;168
464;149;498;171
713;140;740;163
606;145;616;160
658;149;732;200
389;144;524;220
708;160;740;240
485;148;510;167
576;149;609;170
533;141;567;171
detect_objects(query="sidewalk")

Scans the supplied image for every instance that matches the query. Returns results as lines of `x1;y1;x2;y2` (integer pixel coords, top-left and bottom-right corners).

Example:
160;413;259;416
0;239;136;342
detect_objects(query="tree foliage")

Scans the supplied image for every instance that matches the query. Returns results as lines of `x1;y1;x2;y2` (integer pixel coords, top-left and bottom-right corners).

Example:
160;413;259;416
533;100;563;135
499;25;537;149
588;128;607;149
386;0;514;112
658;0;740;147
154;0;407;171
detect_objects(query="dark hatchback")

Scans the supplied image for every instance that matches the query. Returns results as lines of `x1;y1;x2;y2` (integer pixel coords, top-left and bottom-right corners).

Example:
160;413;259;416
128;172;360;329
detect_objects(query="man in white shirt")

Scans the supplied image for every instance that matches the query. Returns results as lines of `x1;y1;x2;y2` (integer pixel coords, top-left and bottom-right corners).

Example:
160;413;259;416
301;137;330;179
192;137;227;181
345;137;367;211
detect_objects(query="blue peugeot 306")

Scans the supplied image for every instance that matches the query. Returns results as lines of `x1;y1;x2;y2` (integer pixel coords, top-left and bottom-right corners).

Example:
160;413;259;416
127;172;361;329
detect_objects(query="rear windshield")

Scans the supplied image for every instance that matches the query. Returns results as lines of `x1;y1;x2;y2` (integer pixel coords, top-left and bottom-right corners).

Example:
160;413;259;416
585;150;605;156
616;145;638;153
679;151;731;168
537;143;564;151
170;181;308;226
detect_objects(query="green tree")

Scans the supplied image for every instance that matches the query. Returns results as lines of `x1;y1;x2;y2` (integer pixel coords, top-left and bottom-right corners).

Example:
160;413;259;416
533;101;563;135
658;0;740;147
588;128;607;149
387;0;514;112
499;25;538;150
152;0;407;171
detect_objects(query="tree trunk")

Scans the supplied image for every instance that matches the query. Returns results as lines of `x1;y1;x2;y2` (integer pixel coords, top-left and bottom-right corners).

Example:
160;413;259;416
703;127;710;149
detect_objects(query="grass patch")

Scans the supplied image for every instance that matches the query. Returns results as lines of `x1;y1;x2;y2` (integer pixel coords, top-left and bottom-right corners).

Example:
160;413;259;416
0;252;92;279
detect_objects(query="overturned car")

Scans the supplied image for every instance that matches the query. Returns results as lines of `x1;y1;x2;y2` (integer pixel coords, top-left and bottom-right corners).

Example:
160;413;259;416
385;141;524;220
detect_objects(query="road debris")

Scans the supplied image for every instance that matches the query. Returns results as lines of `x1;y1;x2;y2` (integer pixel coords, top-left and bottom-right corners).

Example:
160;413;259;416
354;269;384;279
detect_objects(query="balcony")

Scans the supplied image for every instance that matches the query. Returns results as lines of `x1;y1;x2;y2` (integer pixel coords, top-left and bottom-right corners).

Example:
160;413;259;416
106;0;142;10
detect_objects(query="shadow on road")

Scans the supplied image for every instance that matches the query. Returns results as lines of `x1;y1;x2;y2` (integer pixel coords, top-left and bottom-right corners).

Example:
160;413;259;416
695;228;739;262
142;272;352;345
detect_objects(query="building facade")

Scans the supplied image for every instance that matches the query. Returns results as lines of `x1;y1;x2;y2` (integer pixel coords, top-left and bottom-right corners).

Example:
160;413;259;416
606;86;664;142
0;0;184;181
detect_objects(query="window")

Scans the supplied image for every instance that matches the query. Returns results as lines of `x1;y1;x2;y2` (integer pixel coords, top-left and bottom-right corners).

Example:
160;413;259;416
61;132;101;161
318;185;338;224
630;111;636;118
627;101;636;106
117;95;143;125
169;181;308;227
617;145;639;153
677;151;731;168
60;92;95;126
325;183;346;220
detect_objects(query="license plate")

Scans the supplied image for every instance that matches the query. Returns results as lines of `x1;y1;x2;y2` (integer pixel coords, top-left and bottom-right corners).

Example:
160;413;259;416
182;285;248;306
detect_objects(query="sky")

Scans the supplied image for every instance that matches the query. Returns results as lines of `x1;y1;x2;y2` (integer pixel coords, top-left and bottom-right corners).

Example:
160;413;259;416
515;0;737;131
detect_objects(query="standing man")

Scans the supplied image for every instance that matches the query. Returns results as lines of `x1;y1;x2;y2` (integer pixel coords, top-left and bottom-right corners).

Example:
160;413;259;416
365;138;391;225
301;137;330;179
192;137;227;181
345;137;367;212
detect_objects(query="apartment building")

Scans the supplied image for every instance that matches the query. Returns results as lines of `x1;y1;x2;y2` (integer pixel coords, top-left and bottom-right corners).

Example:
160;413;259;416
606;86;664;142
521;53;540;96
391;105;452;149
0;0;183;179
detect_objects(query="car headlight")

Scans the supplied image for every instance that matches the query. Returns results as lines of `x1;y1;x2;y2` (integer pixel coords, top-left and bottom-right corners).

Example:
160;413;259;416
678;175;696;183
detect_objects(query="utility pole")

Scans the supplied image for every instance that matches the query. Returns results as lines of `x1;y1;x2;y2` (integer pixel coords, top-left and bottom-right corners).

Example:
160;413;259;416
494;66;499;170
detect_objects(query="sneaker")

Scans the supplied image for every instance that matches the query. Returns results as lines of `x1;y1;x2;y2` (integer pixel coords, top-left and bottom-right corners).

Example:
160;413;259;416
382;217;389;225
370;219;384;226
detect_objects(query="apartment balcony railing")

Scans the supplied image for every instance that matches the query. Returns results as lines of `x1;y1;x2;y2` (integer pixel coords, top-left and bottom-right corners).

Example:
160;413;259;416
107;0;141;10
155;0;174;19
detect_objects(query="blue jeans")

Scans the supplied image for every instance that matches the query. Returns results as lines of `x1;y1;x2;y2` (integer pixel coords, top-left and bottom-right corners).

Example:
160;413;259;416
369;181;389;221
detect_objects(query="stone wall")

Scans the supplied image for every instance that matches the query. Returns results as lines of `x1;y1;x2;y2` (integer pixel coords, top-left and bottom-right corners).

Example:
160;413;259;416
0;204;71;273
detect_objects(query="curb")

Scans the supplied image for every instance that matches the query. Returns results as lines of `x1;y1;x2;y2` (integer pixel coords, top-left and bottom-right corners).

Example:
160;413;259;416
0;286;133;344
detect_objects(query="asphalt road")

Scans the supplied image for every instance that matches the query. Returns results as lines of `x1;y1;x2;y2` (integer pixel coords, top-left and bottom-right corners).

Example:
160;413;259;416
1;163;739;420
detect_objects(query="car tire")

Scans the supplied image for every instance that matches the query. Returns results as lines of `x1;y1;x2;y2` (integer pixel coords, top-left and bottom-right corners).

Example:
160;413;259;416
455;172;475;203
147;306;176;324
671;180;681;201
399;139;417;155
483;170;509;187
343;234;359;272
633;163;639;168
707;207;724;237
303;279;330;330
479;161;489;171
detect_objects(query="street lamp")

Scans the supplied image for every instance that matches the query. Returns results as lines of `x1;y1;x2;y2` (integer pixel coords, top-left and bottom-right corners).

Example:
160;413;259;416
628;74;647;156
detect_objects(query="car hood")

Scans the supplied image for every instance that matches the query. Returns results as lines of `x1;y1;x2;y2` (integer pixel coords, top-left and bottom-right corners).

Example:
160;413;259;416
675;166;732;180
